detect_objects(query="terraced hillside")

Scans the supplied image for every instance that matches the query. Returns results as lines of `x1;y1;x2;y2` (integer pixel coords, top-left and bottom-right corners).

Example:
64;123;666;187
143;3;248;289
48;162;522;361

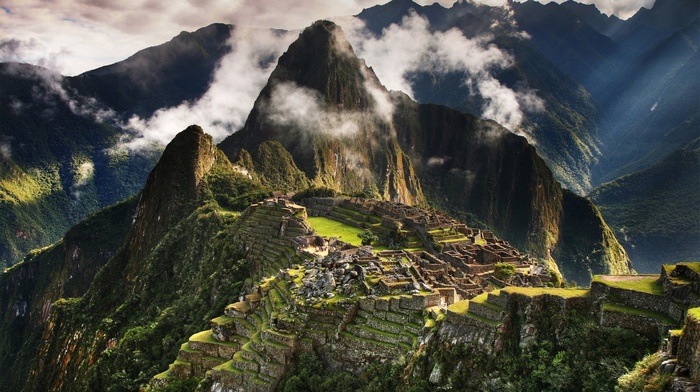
151;197;700;391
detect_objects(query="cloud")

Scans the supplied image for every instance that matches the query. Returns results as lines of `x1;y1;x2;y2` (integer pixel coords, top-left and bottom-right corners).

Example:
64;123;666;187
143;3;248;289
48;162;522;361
0;141;11;160
3;63;117;123
427;156;451;167
264;81;362;138
340;11;544;131
119;27;297;150
2;1;653;76
73;161;95;188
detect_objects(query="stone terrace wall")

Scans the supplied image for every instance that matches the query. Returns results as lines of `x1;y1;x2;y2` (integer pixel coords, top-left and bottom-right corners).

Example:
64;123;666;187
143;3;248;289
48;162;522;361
678;309;700;381
590;281;684;323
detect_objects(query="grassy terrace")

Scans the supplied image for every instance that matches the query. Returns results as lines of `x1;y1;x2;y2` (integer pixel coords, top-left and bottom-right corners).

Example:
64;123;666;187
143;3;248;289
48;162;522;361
688;307;700;321
470;292;505;311
502;287;589;299
447;300;501;326
214;360;244;374
680;262;700;275
307;216;365;245
603;303;675;324
339;330;396;349
592;275;664;295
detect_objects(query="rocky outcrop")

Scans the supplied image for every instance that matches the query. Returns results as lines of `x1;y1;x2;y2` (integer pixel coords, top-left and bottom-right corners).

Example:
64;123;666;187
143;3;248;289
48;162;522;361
129;125;217;266
678;309;700;381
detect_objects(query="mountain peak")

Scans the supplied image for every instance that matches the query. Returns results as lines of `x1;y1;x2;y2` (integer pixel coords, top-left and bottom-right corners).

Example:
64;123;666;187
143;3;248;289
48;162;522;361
129;125;217;259
266;20;381;111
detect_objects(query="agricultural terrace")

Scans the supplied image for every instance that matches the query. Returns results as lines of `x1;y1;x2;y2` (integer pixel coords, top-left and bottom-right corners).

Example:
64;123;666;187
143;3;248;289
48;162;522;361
592;275;664;295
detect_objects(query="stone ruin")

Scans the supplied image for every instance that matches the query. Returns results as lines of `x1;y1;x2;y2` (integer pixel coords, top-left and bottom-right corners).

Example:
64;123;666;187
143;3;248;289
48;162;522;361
153;197;566;391
301;197;552;302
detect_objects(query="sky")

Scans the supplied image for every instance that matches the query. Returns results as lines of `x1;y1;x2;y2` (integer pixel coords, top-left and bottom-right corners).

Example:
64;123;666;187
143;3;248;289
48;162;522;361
1;0;655;77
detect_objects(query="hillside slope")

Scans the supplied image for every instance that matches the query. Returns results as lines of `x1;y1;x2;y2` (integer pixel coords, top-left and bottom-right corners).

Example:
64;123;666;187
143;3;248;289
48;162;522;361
0;126;266;391
590;147;700;273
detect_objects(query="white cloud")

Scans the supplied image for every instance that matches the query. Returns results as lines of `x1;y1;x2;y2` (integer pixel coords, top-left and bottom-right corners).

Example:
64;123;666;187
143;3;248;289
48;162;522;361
119;27;297;150
3;63;117;123
340;11;544;130
0;142;11;160
74;161;94;188
264;81;362;138
1;1;653;76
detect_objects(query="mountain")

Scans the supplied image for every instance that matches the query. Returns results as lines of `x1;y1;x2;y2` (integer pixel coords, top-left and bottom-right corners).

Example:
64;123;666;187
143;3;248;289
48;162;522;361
219;20;425;205
68;23;234;118
0;63;159;267
0;23;292;267
590;146;700;273
509;0;625;102
220;20;629;283
357;0;605;195
0;125;265;391
595;18;700;183
0;124;675;392
355;0;699;273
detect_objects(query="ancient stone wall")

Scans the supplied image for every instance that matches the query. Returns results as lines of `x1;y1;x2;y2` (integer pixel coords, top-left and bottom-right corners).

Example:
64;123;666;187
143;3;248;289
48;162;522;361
678;310;700;381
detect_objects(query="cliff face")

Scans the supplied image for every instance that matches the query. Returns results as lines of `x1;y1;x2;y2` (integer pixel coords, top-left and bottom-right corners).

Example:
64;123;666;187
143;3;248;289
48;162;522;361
0;200;135;391
392;97;630;283
128;125;217;266
219;21;424;205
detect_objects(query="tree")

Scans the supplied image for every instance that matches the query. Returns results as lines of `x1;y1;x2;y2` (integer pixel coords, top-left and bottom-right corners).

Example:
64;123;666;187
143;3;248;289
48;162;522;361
494;262;516;281
358;229;379;246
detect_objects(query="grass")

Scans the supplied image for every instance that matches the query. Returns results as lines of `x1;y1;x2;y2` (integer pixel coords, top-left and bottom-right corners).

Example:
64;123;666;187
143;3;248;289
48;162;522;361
338;330;396;349
679;262;700;275
153;365;172;379
470;292;506;311
688;307;700;321
603;303;675;324
447;300;470;316
502;286;589;298
307;216;365;246
214;360;244;374
446;300;502;326
592;275;664;295
189;330;217;343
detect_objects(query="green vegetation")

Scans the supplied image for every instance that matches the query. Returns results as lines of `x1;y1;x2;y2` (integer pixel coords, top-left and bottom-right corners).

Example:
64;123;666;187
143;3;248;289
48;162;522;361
590;148;700;273
307;216;365;246
493;262;516;281
291;186;337;201
447;300;470;316
277;351;415;392
358;229;379;246
502;286;589;299
249;141;310;192
592;275;664;295
616;352;673;392
603;304;675;324
688;307;700;321
412;309;655;392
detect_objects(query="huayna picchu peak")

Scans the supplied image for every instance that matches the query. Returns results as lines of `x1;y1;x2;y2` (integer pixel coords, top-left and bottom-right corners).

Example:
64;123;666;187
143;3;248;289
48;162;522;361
1;1;699;391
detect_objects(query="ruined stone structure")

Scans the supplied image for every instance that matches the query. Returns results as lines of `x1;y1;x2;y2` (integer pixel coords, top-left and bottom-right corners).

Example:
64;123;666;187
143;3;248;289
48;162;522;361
153;199;700;391
303;197;547;302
